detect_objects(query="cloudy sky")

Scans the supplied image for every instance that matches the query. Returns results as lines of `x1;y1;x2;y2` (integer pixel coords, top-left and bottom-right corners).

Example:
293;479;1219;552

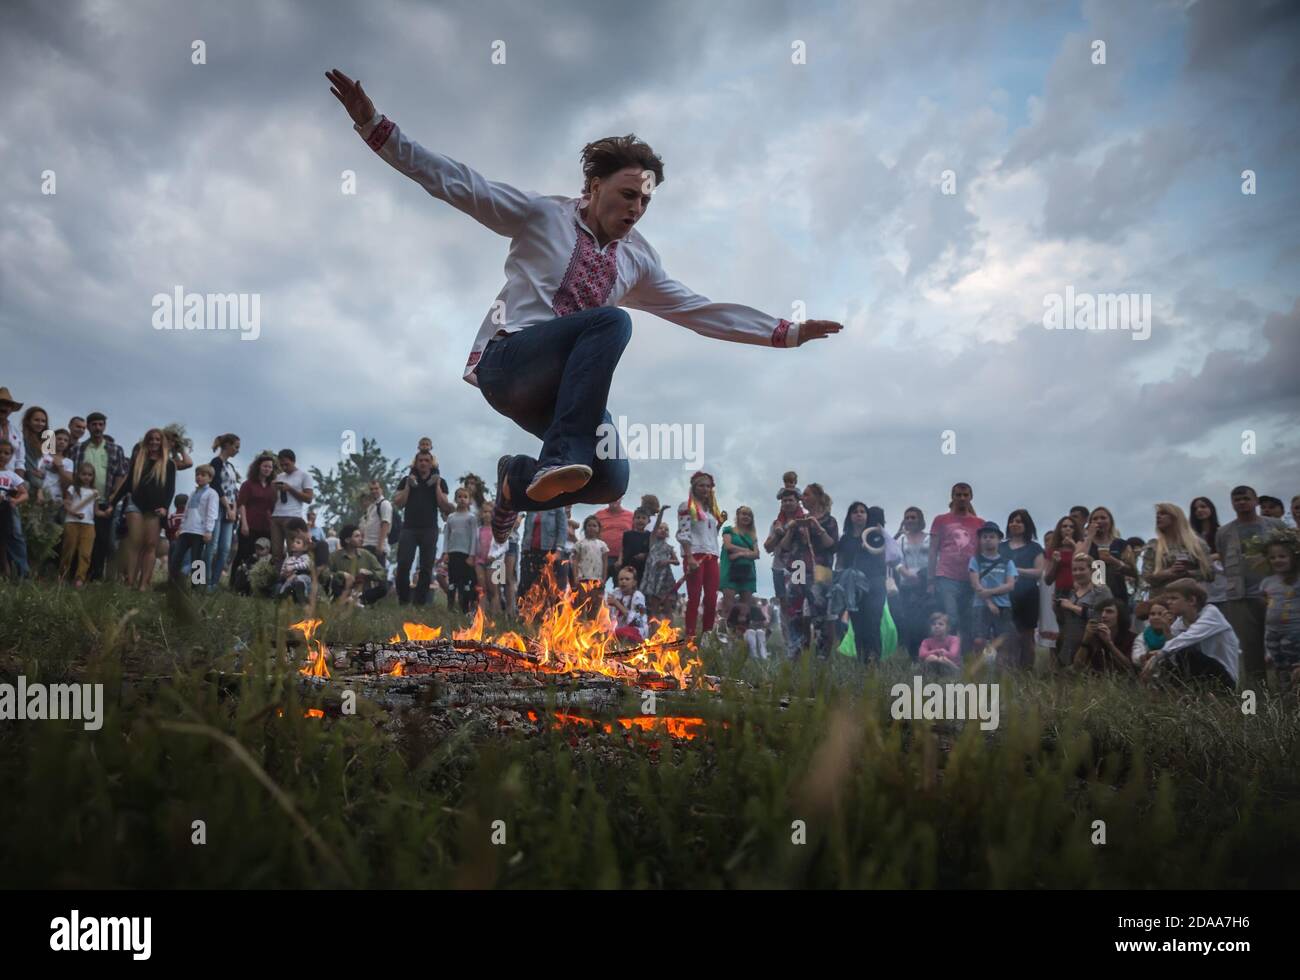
2;0;1297;581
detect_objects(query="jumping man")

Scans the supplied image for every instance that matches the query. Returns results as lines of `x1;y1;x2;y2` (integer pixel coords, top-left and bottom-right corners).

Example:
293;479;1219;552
326;69;843;541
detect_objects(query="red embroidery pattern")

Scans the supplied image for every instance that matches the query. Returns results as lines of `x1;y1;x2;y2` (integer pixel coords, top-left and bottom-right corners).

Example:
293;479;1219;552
552;223;620;317
367;116;395;152
771;319;793;347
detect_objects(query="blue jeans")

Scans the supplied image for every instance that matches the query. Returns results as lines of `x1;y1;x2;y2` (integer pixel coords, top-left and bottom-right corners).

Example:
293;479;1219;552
203;514;236;591
934;577;973;660
474;306;631;509
6;504;29;577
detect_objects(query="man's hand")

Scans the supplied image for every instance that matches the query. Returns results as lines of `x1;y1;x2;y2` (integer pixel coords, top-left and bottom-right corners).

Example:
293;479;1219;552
797;320;842;345
326;69;376;127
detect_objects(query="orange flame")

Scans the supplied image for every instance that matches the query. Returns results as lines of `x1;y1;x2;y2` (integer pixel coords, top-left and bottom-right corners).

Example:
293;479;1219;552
291;618;331;679
453;605;487;642
545;711;706;740
388;660;406;676
388;623;443;643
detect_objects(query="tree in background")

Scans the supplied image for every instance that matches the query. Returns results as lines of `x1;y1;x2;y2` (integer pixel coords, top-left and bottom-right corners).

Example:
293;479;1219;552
309;437;404;531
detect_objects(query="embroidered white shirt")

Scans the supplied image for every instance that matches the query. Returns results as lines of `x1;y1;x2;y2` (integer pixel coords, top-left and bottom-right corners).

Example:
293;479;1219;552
354;113;800;386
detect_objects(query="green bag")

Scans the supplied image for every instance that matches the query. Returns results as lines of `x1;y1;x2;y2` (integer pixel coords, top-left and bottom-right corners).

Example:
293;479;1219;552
880;602;899;660
837;619;856;657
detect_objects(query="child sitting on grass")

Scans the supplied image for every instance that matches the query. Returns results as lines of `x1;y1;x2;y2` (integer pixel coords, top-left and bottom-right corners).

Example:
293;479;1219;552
277;529;316;605
727;596;769;659
1130;596;1172;668
919;611;961;672
1261;534;1300;691
1073;597;1136;674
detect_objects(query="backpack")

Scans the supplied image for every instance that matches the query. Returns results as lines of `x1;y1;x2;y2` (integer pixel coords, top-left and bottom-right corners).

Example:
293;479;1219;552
387;502;402;545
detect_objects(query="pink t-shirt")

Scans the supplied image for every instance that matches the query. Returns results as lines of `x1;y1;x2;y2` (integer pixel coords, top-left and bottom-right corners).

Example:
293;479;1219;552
920;635;961;665
929;512;985;581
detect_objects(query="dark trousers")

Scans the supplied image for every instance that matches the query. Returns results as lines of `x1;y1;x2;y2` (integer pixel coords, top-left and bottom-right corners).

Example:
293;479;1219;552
935;577;974;660
1219;597;1266;686
1157;645;1236;690
848;585;887;663
447;552;477;613
89;512;116;580
395;526;437;605
474;306;632;509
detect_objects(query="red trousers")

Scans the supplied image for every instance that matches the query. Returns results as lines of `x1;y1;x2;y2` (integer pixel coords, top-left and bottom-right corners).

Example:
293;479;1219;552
684;554;720;637
614;625;643;642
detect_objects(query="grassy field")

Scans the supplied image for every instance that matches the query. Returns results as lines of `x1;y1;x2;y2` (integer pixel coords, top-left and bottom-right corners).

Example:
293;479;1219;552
1;580;1297;889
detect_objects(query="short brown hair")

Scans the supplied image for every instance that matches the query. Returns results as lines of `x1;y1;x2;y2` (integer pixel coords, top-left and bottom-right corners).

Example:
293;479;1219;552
581;134;664;194
1166;578;1208;608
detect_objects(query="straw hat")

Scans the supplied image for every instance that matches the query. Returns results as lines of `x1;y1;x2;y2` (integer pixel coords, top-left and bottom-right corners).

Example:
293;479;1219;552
0;386;22;410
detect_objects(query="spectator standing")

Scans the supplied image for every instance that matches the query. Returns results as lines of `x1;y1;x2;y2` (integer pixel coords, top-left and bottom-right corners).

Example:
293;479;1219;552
1214;486;1287;686
67;416;86;446
927;482;984;659
893;506;930;659
1001;509;1044;669
59;462;101;585
641;519;680;618
443;488;480;613
111;428;176;591
270;450;314;563
593;497;635;583
171;464;219;585
235;454;277;573
1189;496;1228;605
719;505;760;623
1261;534;1300;689
71;412;129;581
0;438;28;578
360;479;393;568
393;450;453;606
678;472;724;639
968;522;1017;663
764;488;805;647
1080;506;1135;606
519;508;569;597
204;434;241;592
620;507;652;587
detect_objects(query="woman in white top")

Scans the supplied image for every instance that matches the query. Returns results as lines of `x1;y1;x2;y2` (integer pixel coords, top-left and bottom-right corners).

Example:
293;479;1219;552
677;471;724;638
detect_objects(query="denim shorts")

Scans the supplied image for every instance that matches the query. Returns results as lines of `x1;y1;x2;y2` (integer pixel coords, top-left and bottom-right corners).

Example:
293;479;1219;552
124;497;140;516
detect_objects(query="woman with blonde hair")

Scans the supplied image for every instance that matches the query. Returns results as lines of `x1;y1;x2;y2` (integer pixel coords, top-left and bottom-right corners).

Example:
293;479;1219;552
110;427;176;590
1079;505;1136;604
1137;502;1212;614
720;504;760;623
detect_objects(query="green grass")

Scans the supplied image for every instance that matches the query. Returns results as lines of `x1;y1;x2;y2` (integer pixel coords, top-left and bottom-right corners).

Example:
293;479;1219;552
1;580;1297;888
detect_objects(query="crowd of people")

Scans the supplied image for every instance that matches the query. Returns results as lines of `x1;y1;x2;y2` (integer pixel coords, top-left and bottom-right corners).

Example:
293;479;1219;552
2;386;1298;692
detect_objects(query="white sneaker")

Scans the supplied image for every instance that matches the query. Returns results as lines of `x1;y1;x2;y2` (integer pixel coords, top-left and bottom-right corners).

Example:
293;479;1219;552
526;463;593;502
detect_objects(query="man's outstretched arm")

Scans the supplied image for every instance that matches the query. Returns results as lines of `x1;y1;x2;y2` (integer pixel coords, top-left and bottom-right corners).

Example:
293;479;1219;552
327;68;536;237
621;246;842;349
